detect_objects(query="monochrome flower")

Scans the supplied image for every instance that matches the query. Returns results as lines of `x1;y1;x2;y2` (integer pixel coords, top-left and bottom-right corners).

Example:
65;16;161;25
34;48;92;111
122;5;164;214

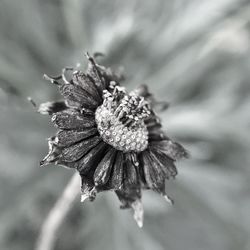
39;53;188;227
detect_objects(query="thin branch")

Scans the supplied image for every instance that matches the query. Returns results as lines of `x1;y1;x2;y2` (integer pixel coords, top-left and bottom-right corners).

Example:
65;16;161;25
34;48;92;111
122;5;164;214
35;172;80;250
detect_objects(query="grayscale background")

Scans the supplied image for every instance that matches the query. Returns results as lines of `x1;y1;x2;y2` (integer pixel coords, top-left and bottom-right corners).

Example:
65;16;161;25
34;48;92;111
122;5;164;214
0;0;250;249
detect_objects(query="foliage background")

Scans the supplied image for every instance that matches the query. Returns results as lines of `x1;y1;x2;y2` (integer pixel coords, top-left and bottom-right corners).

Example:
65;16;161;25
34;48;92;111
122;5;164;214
0;0;250;249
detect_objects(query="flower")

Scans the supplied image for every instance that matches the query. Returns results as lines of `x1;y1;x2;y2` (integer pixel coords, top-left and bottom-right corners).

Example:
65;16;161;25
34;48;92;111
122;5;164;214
39;53;188;227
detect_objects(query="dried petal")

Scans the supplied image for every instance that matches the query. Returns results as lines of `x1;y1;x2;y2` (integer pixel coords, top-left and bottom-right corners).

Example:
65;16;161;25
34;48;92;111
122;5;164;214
148;148;177;178
56;128;97;147
150;140;188;160
81;176;97;202
77;142;108;174
109;151;124;190
72;72;102;104
52;109;95;130
131;199;144;228
140;150;165;191
61;136;101;162
59;83;99;110
94;148;116;186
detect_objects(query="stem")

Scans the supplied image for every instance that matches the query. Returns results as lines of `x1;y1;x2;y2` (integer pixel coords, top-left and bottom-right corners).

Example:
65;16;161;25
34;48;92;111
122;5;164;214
35;172;80;250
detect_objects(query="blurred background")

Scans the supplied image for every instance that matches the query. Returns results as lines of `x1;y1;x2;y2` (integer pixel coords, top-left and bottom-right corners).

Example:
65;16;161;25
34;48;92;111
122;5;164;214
0;0;250;249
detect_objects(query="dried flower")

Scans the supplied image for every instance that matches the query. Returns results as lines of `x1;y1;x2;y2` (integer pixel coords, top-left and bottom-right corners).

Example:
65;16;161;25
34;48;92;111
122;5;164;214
39;53;188;227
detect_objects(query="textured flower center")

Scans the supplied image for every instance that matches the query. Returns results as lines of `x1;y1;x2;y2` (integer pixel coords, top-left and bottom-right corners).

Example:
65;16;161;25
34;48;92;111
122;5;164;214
95;84;150;152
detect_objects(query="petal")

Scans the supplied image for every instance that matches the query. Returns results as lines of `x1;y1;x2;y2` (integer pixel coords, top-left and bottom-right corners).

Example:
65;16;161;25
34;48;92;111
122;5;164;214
40;137;61;166
131;199;144;228
61;135;101;162
59;83;99;110
77;142;108;174
115;186;141;209
123;154;138;186
149;148;177;178
56;128;98;147
139;150;165;191
38;101;68;115
72;71;102;104
94;148;116;186
52;109;95;130
109;151;124;190
86;54;107;95
81;176;97;202
150;140;188;160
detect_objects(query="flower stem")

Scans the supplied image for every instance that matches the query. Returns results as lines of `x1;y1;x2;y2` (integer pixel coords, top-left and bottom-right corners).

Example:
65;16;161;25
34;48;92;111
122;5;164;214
35;172;80;250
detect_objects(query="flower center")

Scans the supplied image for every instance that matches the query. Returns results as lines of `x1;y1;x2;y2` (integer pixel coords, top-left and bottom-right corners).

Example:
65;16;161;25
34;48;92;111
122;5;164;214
95;83;150;152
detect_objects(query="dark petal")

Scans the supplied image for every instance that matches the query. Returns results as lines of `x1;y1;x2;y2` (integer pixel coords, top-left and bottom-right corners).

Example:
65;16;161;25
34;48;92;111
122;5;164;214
148;130;168;142
150;140;189;160
61;135;101;162
139;150;165;191
72;71;102;104
94;148;117;186
149;148;177;178
59;83;99;110
109;151;124;190
123;154;138;186
38;101;68;115
56;128;98;147
115;186;141;209
81;176;97;202
77;142;108;174
52;109;95;130
86;55;107;95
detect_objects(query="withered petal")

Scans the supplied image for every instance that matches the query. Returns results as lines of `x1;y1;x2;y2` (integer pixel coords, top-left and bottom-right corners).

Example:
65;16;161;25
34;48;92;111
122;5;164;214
109;151;124;190
72;71;102;104
61;135;101;162
115;186;142;209
149;148;177;178
81;176;97;202
94;148;116;186
56;128;98;147
150;140;188;160
77;142;108;174
59;83;99;110
86;55;107;95
52;109;95;130
123;154;138;186
139;150;165;191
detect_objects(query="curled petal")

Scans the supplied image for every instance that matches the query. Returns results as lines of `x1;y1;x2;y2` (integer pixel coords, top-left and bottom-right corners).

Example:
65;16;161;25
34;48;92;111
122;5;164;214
81;176;97;202
40;137;60;166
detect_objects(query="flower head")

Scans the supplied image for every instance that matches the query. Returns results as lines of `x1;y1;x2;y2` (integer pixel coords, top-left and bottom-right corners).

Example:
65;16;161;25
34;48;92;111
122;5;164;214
39;53;188;227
